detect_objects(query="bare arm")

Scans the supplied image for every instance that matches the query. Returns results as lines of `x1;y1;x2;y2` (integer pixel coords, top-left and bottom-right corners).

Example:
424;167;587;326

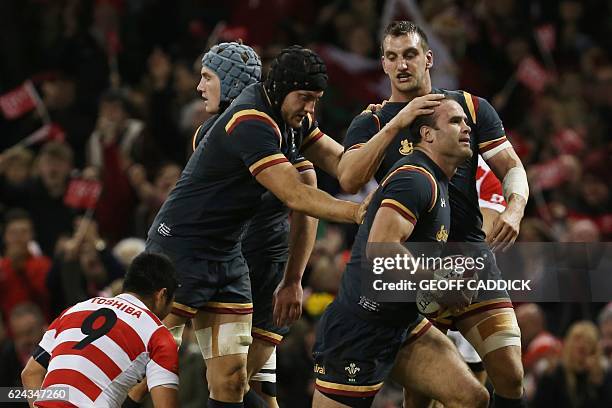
21;358;46;408
273;169;319;326
256;162;364;224
338;94;445;193
486;147;529;251
302;135;343;178
150;385;179;408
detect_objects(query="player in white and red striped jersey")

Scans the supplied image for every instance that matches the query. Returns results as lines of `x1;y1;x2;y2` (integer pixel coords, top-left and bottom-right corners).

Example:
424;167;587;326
476;154;507;236
21;252;180;408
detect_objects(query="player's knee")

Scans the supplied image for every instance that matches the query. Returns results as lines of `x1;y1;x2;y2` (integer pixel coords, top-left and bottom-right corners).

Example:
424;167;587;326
445;381;489;408
485;348;524;395
208;362;248;395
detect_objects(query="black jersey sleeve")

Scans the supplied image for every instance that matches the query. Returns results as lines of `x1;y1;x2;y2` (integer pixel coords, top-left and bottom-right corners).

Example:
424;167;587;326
343;111;381;152
378;166;437;225
461;92;511;160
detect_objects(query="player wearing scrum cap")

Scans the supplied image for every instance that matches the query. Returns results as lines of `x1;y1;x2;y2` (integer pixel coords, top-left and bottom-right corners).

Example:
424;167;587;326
188;42;317;407
146;45;368;407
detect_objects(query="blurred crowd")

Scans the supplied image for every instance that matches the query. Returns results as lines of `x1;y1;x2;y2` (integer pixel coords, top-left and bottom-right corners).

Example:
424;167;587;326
1;0;611;407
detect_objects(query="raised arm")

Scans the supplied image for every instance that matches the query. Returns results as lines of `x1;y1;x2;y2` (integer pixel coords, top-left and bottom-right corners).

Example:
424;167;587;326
338;94;445;193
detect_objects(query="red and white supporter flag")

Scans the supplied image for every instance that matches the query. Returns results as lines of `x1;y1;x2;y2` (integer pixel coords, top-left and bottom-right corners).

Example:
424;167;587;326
64;179;103;210
516;57;554;93
0;81;39;119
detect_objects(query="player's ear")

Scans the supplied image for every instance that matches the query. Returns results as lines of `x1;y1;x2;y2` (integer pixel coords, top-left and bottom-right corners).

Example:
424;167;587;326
155;288;168;307
425;50;433;69
421;126;434;143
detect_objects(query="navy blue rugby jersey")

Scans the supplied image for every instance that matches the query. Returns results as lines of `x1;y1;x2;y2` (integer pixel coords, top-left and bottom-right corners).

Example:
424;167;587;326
337;150;450;326
344;89;510;242
149;83;292;260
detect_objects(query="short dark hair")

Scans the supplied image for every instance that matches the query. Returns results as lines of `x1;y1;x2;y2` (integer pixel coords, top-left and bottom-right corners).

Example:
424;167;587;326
381;21;429;54
408;98;453;143
122;252;178;303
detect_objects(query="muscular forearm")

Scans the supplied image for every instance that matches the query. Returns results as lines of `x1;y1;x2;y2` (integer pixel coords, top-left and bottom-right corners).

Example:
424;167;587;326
284;211;318;283
287;185;358;223
338;123;400;193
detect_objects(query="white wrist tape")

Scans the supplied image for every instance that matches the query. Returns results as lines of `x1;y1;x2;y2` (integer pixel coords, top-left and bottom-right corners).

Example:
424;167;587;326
502;167;529;202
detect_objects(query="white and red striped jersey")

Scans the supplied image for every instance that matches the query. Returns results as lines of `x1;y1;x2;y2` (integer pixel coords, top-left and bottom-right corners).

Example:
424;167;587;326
34;293;178;408
476;155;506;213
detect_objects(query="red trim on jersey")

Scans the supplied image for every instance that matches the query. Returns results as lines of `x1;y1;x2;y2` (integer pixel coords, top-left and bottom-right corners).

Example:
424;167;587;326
148;328;179;375
52;341;122;380
43;369;101;401
250;157;289;176
380;201;417;225
471;94;479;115
479;137;507;154
227;114;281;140
301;130;324;151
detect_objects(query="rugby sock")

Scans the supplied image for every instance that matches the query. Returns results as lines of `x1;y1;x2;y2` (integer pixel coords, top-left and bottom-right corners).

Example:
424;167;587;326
243;389;269;408
493;393;527;408
207;399;244;408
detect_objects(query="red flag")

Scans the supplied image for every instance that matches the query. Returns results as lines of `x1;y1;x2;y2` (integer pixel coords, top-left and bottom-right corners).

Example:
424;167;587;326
535;24;556;52
516;57;553;93
19;123;66;147
218;26;248;42
0;81;38;119
64;179;103;210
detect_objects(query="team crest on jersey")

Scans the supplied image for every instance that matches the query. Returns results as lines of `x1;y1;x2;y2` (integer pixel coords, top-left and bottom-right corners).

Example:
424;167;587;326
399;139;413;155
436;225;449;242
345;362;360;382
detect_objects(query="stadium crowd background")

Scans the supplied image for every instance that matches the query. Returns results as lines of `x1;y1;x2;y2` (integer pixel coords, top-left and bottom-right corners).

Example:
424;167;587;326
0;0;611;406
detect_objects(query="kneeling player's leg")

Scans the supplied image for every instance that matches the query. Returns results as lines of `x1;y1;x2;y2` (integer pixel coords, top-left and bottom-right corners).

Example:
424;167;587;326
249;345;278;408
391;324;489;408
456;306;524;406
194;310;253;403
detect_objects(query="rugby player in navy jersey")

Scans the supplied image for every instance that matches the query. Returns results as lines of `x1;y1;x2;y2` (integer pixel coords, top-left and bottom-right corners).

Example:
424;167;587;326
146;45;368;407
337;21;529;408
313;98;489;408
191;42;318;407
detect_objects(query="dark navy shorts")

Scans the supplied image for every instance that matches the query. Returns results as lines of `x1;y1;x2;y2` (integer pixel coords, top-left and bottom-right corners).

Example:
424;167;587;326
247;259;289;345
145;239;252;318
312;301;430;406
